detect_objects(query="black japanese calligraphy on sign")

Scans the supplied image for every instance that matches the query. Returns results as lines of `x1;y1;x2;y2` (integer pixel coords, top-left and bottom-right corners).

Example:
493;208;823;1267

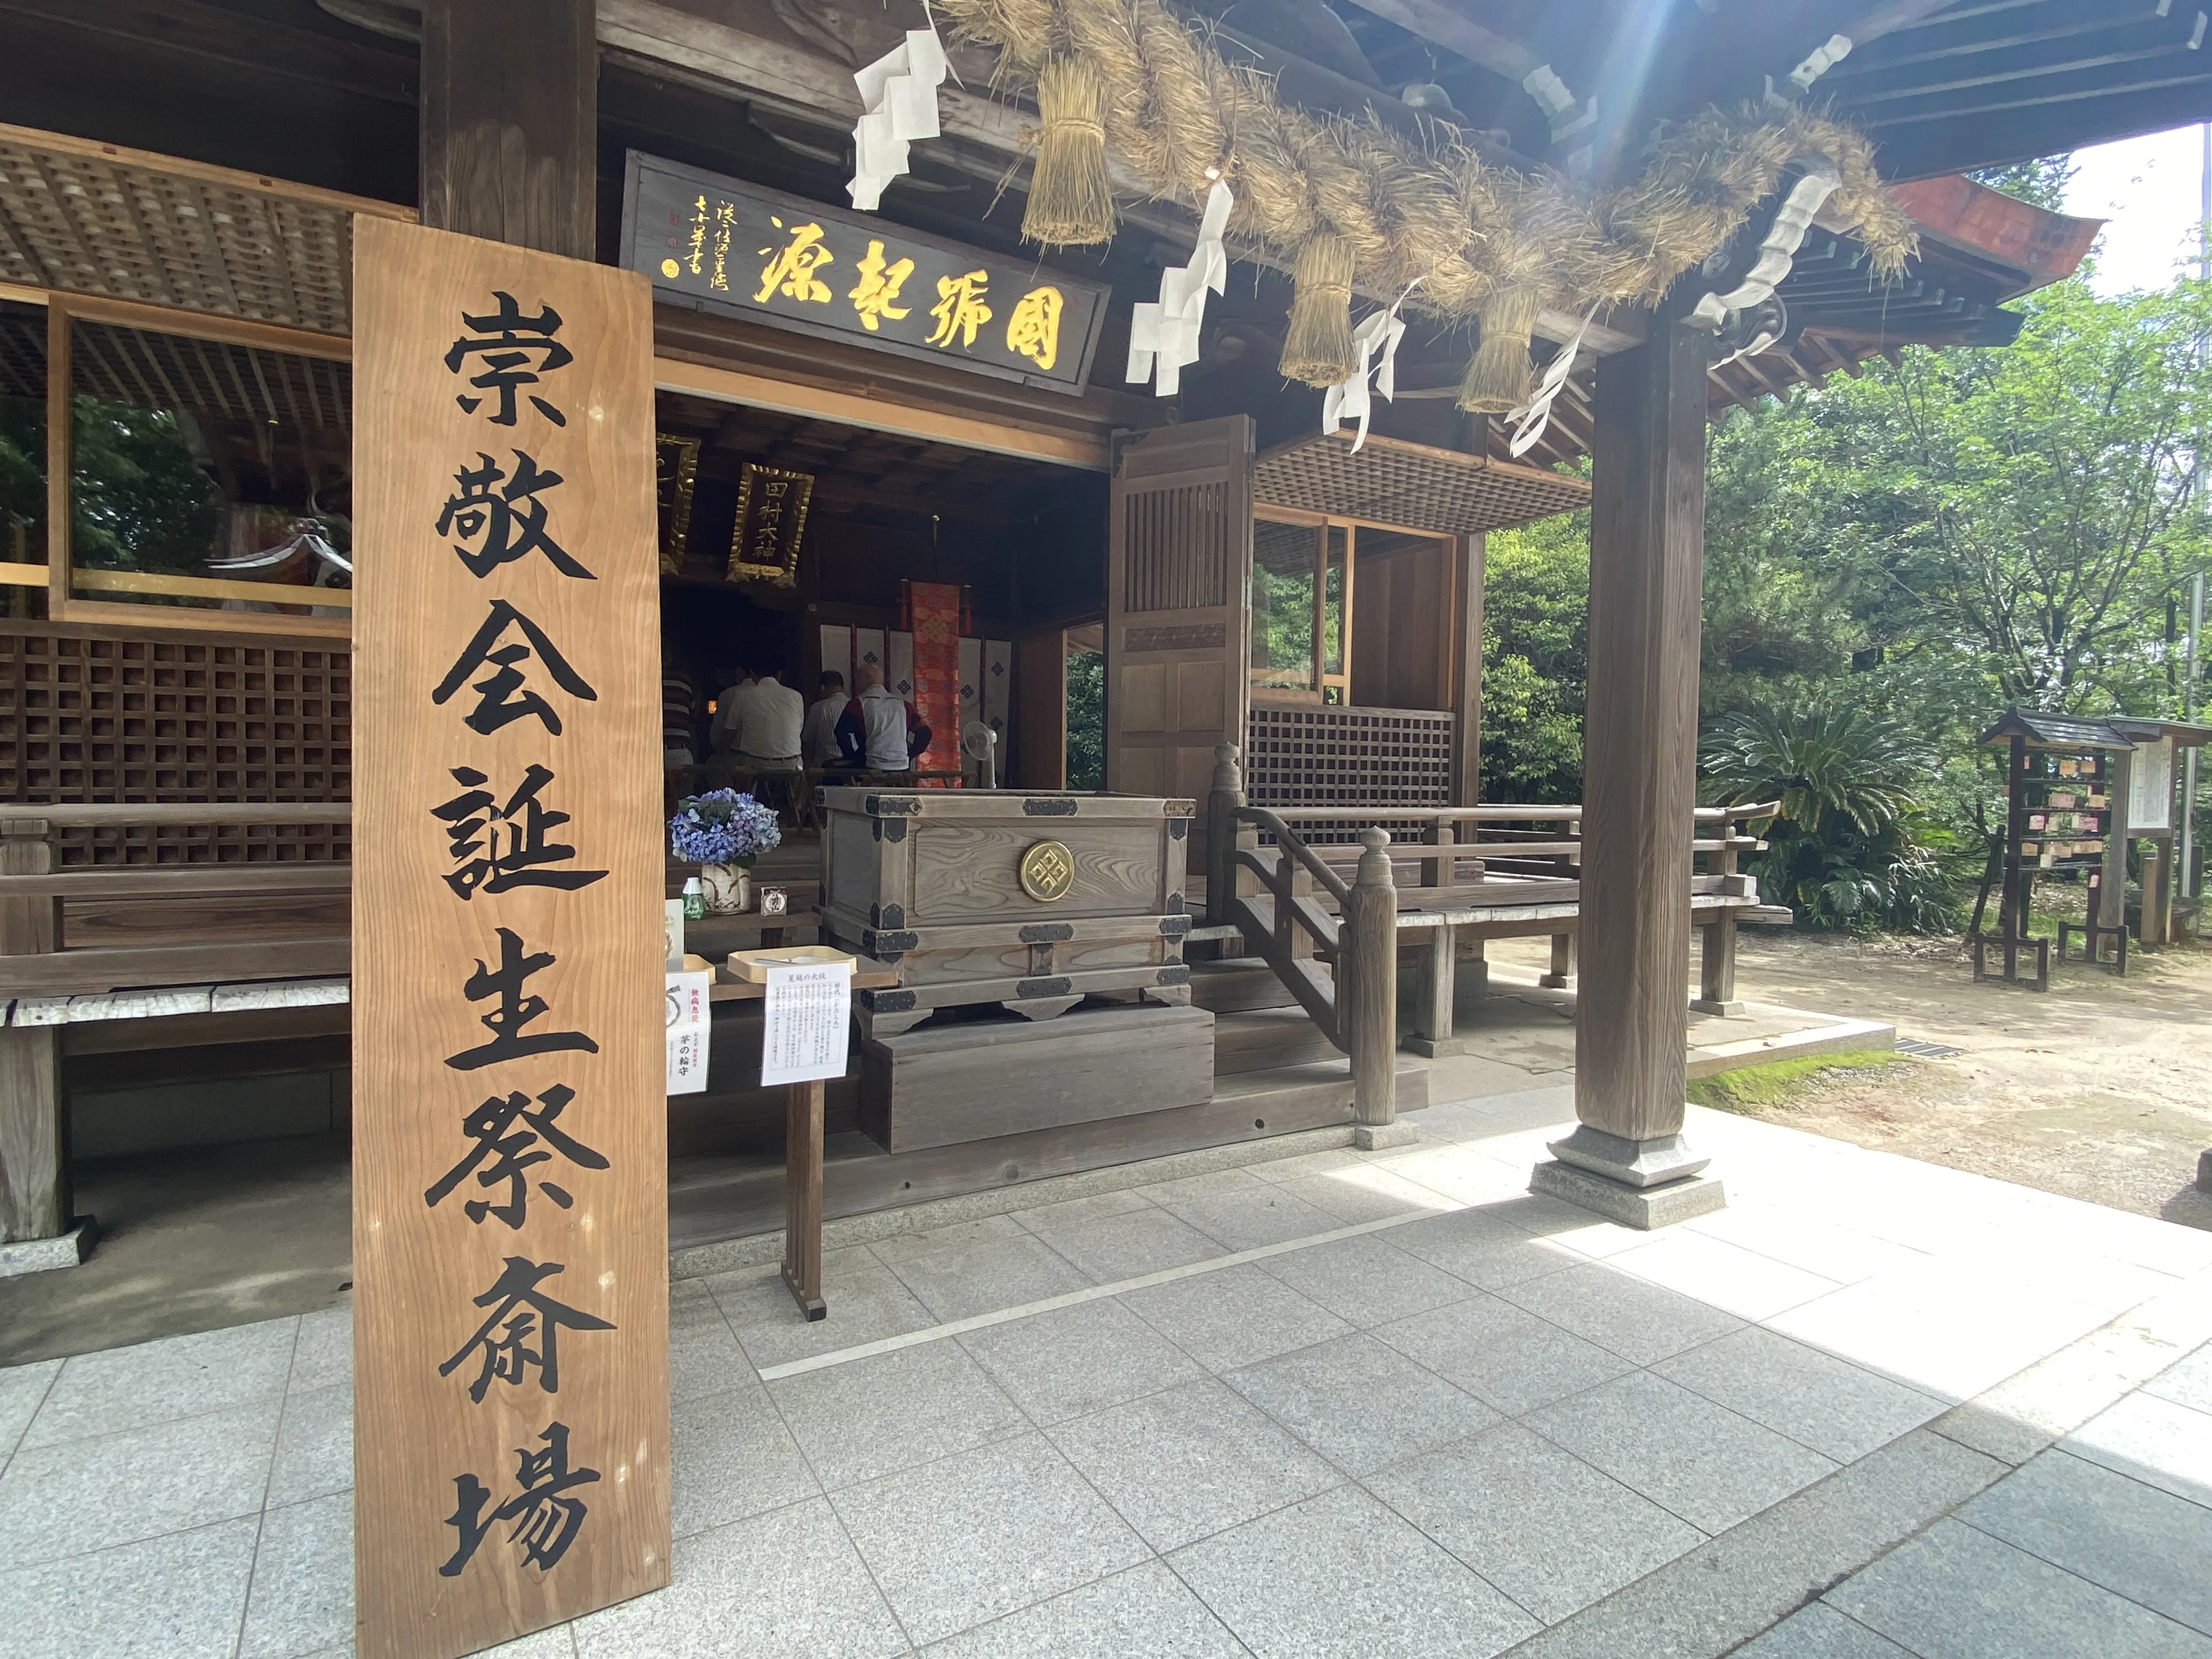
438;452;592;580
424;1084;609;1227
433;600;599;737
445;294;572;427
620;152;1109;396
440;1255;616;1402
447;927;600;1072
432;764;608;899
441;1422;601;1578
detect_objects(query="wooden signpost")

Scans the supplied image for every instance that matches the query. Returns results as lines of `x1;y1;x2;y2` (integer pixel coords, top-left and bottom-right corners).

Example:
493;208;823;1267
761;957;854;1319
352;217;669;1659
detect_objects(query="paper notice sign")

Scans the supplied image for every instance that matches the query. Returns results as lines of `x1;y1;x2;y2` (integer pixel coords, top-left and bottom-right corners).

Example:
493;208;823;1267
760;958;853;1086
2128;738;2173;833
665;968;711;1095
665;900;686;970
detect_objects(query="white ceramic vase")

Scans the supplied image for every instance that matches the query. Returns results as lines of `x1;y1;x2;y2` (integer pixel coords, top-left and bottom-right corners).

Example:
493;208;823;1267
699;862;752;914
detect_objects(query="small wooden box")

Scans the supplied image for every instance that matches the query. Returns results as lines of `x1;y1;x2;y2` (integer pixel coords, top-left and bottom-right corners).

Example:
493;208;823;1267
819;788;1194;1036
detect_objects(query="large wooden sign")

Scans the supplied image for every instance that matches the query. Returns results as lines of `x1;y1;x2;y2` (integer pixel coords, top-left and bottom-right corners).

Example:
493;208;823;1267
619;150;1110;395
352;217;669;1659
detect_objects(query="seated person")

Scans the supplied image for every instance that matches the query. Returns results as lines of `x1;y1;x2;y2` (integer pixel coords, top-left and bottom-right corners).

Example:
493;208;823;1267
802;670;848;770
703;663;753;783
726;665;803;772
836;664;932;774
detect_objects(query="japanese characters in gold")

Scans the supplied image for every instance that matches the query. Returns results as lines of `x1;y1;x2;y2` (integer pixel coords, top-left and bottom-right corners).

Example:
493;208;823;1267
729;463;814;586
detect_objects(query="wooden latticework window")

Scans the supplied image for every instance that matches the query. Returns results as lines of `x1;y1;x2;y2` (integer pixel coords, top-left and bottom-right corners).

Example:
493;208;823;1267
0;622;351;864
1245;703;1453;840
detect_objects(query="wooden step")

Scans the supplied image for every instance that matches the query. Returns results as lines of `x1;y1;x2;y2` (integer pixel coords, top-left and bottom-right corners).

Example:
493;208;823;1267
1189;956;1304;1013
1212;1007;1341;1075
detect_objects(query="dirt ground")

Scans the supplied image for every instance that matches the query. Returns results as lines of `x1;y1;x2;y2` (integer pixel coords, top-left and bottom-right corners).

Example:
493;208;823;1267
1718;929;2212;1231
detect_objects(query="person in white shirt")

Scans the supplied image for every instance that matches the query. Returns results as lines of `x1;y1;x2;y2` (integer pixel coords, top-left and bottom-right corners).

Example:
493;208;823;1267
707;666;755;764
802;671;848;769
729;667;804;772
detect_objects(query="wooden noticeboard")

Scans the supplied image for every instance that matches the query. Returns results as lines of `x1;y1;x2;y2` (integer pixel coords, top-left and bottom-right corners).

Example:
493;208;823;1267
352;217;669;1659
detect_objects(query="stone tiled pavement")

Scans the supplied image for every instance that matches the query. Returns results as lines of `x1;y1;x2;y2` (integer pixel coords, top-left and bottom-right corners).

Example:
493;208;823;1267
3;1084;2209;1659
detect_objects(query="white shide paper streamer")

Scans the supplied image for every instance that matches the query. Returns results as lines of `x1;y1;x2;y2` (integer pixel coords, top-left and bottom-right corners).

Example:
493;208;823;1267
848;27;950;212
1322;281;1419;453
1126;178;1233;397
1503;311;1594;459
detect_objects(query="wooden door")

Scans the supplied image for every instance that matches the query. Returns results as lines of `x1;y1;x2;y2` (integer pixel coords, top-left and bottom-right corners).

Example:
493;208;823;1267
1107;417;1253;840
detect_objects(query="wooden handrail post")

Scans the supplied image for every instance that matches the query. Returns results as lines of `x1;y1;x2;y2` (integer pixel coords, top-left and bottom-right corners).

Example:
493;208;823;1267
1206;742;1245;928
0;816;74;1254
1342;827;1398;1131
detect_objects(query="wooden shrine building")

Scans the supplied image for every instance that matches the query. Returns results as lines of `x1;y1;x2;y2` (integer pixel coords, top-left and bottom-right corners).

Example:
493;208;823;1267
0;1;2174;1649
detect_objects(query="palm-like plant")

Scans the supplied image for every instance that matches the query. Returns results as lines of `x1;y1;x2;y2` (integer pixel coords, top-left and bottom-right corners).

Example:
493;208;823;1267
1700;699;1956;933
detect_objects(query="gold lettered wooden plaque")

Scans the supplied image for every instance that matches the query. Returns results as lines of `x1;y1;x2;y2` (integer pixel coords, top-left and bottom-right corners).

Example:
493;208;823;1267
352;217;669;1659
727;461;812;585
654;432;699;575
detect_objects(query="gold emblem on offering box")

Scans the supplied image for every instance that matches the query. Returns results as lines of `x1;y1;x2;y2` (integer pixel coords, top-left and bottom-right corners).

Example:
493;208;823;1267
1019;839;1075;902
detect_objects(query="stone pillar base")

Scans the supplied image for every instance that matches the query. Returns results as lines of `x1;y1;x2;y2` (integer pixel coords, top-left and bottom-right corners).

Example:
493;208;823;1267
1549;1124;1709;1187
1689;997;1746;1017
1531;1160;1724;1230
0;1217;95;1278
1353;1120;1420;1151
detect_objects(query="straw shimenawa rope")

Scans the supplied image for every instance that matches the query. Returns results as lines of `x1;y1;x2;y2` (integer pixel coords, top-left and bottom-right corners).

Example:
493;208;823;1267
934;0;1917;404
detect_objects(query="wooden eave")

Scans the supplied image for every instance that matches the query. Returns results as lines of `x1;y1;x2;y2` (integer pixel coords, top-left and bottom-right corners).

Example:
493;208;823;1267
1977;710;2136;752
1254;431;1589;537
2108;718;2212;752
0;120;414;337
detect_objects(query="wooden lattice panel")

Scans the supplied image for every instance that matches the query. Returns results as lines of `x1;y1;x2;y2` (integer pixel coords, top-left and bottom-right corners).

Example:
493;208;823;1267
0;122;411;336
1245;703;1453;837
0;623;351;865
1254;431;1588;535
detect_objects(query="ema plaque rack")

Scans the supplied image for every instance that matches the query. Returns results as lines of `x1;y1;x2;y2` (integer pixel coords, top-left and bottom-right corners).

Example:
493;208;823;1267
1972;710;2130;991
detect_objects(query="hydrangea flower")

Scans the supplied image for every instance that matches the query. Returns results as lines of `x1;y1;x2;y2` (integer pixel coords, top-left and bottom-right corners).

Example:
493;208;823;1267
668;789;782;866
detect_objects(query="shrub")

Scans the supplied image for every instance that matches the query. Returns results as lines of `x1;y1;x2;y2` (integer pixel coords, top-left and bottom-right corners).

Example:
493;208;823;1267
1701;699;1959;933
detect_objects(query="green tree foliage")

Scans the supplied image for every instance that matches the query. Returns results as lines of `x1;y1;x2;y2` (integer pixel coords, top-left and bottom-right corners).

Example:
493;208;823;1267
1479;259;2209;926
1967;155;2076;212
69;398;222;573
1699;273;2210;849
1701;699;1957;932
1480;500;1588;800
1065;646;1104;789
0;396;41;550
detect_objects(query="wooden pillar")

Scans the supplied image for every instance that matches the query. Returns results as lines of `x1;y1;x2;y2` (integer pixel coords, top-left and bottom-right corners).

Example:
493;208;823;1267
1532;319;1722;1227
1205;743;1244;928
2143;837;2173;946
1451;533;1487;805
420;0;599;259
0;817;71;1255
1542;931;1572;989
1342;827;1403;1142
1015;630;1068;788
2100;751;2132;930
781;1079;826;1319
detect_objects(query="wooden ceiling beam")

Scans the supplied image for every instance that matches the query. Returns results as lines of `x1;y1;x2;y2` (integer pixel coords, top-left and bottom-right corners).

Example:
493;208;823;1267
1324;0;1540;85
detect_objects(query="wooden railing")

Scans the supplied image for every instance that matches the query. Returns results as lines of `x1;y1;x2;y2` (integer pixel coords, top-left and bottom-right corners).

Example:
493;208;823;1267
1203;744;1784;1124
0;802;354;1245
0;803;353;998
